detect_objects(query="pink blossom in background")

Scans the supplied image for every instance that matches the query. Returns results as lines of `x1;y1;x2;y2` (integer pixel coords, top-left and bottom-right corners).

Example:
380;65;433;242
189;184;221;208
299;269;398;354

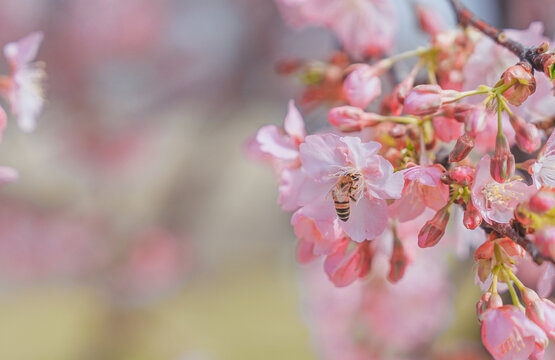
480;305;548;360
389;165;449;223
275;0;396;58
1;31;45;132
299;134;404;242
471;155;534;224
0;202;107;282
108;228;191;304
433;115;463;143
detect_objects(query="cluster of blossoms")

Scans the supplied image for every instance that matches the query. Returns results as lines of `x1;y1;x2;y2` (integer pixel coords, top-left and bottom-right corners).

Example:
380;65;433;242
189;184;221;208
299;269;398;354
0;33;45;187
249;0;555;359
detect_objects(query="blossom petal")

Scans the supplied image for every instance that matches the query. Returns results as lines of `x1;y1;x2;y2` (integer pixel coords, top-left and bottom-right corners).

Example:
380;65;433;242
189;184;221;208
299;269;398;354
256;124;298;161
283;100;306;142
300;134;345;180
340;136;381;169
340;197;387;242
4;32;44;69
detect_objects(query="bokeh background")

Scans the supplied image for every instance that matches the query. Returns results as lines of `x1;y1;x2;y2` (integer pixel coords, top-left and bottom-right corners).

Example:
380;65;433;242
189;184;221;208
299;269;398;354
0;1;552;359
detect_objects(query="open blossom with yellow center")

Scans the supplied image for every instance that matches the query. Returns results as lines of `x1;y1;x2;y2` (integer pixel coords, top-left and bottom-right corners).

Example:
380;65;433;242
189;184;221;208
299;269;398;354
471;155;535;224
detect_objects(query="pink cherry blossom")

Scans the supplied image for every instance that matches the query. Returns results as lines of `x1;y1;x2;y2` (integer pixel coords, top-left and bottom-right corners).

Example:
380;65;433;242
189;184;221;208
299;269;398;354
343;64;382;109
530;129;555;188
480;305;548;360
1;32;45;132
471;155;535;224
324;237;372;287
299;133;404;242
389;165;449;222
292;198;344;263
248;100;308;211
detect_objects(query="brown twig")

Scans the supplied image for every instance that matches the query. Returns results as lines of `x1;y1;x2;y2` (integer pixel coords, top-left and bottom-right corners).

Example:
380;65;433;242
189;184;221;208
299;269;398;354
484;221;554;265
449;0;554;77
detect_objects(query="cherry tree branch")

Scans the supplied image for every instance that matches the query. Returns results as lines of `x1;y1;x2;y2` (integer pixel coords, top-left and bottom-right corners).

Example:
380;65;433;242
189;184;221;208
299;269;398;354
449;0;554;77
485;221;555;265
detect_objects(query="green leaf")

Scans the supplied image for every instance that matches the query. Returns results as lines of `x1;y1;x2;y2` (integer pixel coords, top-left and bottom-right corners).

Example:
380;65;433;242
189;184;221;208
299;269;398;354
549;62;555;81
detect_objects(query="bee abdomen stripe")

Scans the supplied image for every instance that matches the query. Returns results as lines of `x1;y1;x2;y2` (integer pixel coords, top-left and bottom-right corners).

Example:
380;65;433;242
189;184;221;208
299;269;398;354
335;208;350;214
335;201;349;204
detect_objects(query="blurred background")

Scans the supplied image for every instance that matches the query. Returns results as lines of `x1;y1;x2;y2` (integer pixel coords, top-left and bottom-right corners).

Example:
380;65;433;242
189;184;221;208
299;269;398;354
0;1;552;359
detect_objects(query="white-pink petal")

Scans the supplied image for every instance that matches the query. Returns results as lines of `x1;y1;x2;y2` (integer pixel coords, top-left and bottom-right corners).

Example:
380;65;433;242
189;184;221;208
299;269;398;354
283;100;306;143
299;133;346;180
256;124;299;161
4;32;44;69
340;197;388;242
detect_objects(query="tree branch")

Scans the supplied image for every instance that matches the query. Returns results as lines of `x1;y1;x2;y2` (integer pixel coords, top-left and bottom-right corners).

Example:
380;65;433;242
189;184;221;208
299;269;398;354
485;221;555;265
448;0;554;78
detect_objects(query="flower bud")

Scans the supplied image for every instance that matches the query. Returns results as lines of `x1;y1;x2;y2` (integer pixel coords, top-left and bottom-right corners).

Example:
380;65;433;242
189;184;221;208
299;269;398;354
328;106;379;132
529;187;555;214
464;106;488;137
464;199;482;229
449;132;475;162
388;239;409;283
490;133;515;183
418;205;450;248
343;64;382;109
508;114;541;153
521;287;555;338
404;84;444;116
324;238;373;287
501;62;536;106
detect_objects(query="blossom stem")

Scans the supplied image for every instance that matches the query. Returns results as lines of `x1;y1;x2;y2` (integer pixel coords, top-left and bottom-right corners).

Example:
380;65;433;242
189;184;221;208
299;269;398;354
489;266;500;294
502;264;526;291
501;267;524;310
379;47;435;68
375;115;419;125
496;98;503;137
443;88;490;104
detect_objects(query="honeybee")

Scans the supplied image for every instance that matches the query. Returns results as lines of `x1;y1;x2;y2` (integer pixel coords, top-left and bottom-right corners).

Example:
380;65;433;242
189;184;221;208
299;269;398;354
331;172;361;222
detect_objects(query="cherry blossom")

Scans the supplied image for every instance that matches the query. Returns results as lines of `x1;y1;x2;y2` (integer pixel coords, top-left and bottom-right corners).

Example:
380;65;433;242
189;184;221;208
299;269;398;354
299;134;404;242
471;155;534;224
480;305;548;360
388;165;449;222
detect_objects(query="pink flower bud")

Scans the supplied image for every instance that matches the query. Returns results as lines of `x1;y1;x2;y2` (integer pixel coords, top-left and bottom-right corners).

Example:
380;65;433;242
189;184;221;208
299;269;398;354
529;187;555;214
328;106;379;132
404;84;444;116
323;238;373;287
449;132;475;162
477;292;492;317
490;133;515;183
501;62;536;106
343;64;382;109
508;114;540;153
464;106;487;137
521;288;555;338
388;239;409;283
418;205;450;248
463;199;482;230
446;165;475;186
